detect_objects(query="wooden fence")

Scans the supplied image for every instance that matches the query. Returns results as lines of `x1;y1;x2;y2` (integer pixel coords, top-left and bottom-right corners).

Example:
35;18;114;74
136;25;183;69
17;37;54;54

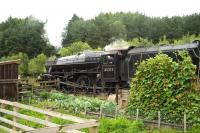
85;106;187;132
0;99;99;133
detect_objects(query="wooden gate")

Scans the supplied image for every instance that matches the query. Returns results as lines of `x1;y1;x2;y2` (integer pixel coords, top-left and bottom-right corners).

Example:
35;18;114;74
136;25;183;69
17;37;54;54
0;99;99;133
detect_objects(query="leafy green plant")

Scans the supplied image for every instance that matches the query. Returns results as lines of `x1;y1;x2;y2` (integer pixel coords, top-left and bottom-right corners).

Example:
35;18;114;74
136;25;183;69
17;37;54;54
38;91;117;114
127;51;200;125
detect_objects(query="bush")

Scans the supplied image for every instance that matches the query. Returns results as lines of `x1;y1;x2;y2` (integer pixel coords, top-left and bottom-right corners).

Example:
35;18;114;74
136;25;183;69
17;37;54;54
127;51;200;125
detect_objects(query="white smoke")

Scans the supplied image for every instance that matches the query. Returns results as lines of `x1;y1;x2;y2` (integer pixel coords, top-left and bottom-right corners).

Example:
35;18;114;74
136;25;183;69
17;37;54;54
104;39;130;51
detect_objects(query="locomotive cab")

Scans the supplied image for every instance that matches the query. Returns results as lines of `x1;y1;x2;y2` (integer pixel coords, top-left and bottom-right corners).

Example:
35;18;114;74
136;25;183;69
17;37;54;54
101;51;120;83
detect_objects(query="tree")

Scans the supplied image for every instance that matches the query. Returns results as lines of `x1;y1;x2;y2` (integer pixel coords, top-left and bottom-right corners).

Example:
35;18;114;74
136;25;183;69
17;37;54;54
0;16;55;58
59;41;92;57
62;14;85;45
61;12;200;48
28;53;47;75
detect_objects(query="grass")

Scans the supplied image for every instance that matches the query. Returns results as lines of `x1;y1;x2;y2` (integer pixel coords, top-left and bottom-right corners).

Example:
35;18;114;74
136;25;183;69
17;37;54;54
0;128;8;133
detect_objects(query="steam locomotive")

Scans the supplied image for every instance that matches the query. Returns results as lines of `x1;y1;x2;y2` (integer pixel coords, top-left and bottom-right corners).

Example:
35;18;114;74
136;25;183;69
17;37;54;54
44;40;200;92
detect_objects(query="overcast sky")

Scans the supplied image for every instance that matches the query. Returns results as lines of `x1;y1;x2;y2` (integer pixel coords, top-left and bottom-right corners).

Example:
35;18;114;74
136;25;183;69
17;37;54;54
0;0;200;47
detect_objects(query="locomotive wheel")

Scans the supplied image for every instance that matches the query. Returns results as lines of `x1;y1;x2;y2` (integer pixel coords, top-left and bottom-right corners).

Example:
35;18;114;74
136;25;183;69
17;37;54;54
76;75;91;90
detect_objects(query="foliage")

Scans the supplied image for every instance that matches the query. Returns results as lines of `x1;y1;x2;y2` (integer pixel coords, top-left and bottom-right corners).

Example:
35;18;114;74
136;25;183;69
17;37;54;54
127;51;200;125
99;118;143;133
28;53;47;75
0;52;29;75
62;12;200;47
0;16;55;58
0;129;8;133
128;37;153;47
147;128;181;133
188;125;200;133
174;34;200;45
59;41;92;57
158;35;170;45
39;91;117;114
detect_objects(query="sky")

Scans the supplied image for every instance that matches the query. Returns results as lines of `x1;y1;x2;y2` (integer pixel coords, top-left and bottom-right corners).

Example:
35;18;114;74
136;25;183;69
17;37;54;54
0;0;200;47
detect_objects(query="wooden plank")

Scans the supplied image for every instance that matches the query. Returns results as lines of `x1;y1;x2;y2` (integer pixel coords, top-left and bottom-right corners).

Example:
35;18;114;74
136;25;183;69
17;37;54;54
23;127;60;133
0;99;89;123
0;125;20;133
0;108;59;127
0;60;21;65
24;121;98;133
24;127;83;133
0;117;34;131
60;121;99;131
64;130;83;133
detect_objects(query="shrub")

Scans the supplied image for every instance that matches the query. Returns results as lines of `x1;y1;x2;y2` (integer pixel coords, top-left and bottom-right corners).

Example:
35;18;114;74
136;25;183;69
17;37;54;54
127;51;200;125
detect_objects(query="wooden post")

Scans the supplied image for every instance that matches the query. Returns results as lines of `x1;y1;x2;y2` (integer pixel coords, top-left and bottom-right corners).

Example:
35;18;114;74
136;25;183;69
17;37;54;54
136;109;139;121
45;114;52;122
115;106;118;119
84;104;87;117
28;97;31;104
56;78;60;90
3;85;5;99
184;113;187;132
16;82;19;101
158;111;161;129
21;96;24;102
31;85;33;94
89;126;98;133
93;82;96;97
13;106;19;131
115;84;119;104
45;82;46;89
99;105;102;118
73;83;76;94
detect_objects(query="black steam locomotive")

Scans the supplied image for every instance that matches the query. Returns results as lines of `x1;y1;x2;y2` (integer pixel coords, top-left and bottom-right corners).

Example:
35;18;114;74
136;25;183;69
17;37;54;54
44;40;200;92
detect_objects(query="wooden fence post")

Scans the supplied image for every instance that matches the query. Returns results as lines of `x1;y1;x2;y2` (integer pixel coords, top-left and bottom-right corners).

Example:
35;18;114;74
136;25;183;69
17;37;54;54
21;96;24;102
13;106;19;131
115;84;119;104
115;106;118;119
158;111;161;129
99;105;103;118
184;113;187;133
28;97;31;104
45;115;52;122
56;78;60;90
84;104;87;117
93;82;96;97
136;109;139;121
